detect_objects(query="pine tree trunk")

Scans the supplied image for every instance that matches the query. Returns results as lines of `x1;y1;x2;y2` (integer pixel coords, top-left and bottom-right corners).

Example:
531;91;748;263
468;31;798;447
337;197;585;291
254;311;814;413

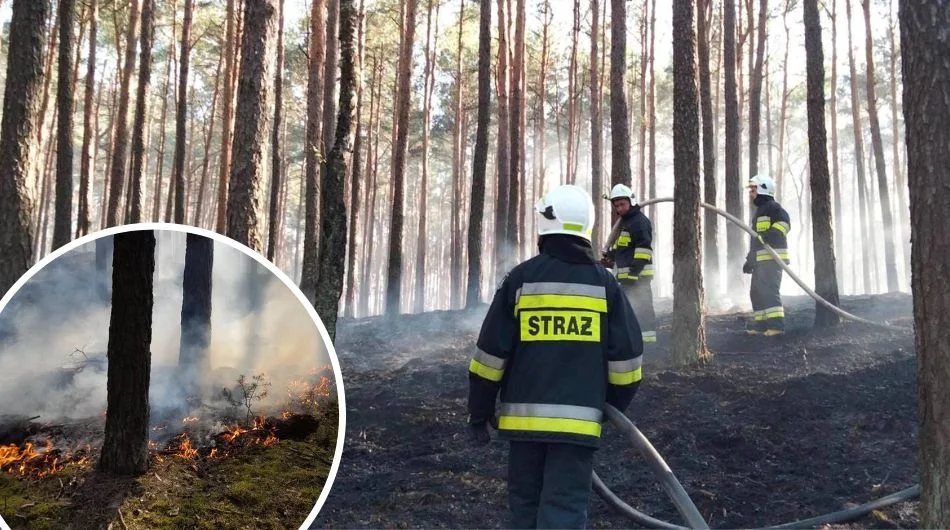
888;3;908;285
830;0;844;284
359;56;381;316
105;0;139;227
315;0;356;338
507;0;524;268
53;0;75;249
724;0;744;300
226;0;277;253
194;51;223;227
171;0;193;224
610;0;631;191
900;5;950;526
300;0;326;301
215;0;238;232
414;0;437;313
344;0;366;318
128;0;153;224
0;0;48;297
647;0;657;224
589;0;604;244
846;0;873;293
861;0;898;293
385;0;418;315
77;0;96;237
776;0;790;201
699;0;718;296
671;0;708;365
803;0;841;327
449;0;465;309
178;233;212;396
494;0;510;281
267;0;285;260
637;0;648;197
99;230;154;476
747;0;767;179
467;0;490;308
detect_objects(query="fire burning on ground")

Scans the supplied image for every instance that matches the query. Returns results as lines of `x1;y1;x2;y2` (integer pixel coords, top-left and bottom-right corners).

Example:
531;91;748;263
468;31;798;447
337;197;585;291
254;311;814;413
0;439;91;478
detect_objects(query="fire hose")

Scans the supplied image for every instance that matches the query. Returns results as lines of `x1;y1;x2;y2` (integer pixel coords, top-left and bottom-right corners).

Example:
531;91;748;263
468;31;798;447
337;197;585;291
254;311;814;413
593;197;918;528
602;197;911;332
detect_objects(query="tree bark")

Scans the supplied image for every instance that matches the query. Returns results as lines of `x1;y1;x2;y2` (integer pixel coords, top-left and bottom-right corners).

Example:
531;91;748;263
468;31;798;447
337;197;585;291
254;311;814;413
384;0;418;315
671;0;709;365
414;0;438;313
226;0;277;253
566;0;579;185
267;0;285;260
316;0;357;339
178;233;212;396
451;0;465;308
127;0;153;224
724;0;744;299
215;0;238;232
610;0;631;192
99;230;154;476
637;0;648;198
151;0;175;222
171;0;193;225
494;0;510;282
53;0;75;249
803;0;841;327
747;0;767;179
900;3;950;526
699;0;718;296
467;0;490;308
829;0;844;284
845;0;873;293
194;52;223;228
507;0;524;266
888;2;908;284
861;0;898;293
300;0;326;301
776;0;791;201
0;0;48;297
105;0;139;227
345;0;366;318
590;0;604;244
77;0;96;237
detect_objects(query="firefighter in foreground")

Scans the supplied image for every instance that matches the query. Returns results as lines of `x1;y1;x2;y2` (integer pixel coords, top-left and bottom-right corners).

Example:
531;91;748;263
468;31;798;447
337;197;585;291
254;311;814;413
743;174;791;335
602;184;657;345
467;184;644;529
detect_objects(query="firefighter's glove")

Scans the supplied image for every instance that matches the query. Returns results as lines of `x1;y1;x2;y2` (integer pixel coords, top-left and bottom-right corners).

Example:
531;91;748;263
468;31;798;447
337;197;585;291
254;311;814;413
468;421;491;445
742;262;755;274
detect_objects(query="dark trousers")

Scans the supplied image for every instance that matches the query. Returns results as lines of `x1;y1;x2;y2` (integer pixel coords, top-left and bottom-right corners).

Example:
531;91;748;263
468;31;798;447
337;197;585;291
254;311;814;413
508;441;596;529
750;261;785;331
622;280;656;344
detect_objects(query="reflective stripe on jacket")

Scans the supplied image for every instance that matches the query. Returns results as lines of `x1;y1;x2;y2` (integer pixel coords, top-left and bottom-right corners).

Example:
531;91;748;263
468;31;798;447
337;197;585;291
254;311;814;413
468;235;644;448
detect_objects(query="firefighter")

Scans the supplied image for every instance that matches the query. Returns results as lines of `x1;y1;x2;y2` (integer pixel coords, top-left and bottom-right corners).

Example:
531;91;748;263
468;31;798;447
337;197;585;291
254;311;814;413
467;184;643;530
742;174;791;336
602;183;657;346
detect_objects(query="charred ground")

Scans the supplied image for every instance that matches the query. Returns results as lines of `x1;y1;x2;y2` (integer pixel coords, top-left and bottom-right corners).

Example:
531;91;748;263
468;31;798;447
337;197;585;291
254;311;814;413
314;293;918;529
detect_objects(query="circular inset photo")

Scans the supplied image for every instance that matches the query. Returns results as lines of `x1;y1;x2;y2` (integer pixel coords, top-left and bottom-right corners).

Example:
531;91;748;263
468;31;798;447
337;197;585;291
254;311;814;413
0;225;345;530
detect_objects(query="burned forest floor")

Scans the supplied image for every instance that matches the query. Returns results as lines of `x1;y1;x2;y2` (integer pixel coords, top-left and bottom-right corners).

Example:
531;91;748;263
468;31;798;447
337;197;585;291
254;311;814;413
314;293;918;529
0;407;338;530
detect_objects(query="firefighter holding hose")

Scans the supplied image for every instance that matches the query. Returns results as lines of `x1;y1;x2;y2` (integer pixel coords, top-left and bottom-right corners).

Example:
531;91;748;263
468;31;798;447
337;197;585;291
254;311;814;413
467;184;643;529
601;184;657;346
743;174;791;336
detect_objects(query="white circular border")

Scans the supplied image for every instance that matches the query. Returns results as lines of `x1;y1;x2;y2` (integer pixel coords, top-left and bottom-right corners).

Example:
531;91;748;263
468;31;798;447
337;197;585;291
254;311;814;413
0;222;346;530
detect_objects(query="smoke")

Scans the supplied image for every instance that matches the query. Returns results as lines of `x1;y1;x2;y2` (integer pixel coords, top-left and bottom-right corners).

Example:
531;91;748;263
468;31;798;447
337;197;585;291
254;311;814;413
0;231;332;426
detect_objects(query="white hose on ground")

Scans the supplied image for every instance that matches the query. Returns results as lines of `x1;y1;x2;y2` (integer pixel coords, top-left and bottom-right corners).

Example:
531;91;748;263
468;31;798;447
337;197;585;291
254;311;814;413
597;404;920;529
602;197;911;332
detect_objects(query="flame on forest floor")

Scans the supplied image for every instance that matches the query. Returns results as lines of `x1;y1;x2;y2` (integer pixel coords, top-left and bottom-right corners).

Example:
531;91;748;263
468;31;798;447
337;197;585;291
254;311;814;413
0;440;91;478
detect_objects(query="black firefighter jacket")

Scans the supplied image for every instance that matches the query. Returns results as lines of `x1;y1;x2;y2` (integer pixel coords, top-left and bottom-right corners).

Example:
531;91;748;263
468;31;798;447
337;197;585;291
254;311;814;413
468;234;644;448
745;195;791;267
606;207;654;283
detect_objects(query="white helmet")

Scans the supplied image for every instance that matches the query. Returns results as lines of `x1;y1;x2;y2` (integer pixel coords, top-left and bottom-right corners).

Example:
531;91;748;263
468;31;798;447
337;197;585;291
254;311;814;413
535;184;595;242
748;174;776;197
608;183;638;205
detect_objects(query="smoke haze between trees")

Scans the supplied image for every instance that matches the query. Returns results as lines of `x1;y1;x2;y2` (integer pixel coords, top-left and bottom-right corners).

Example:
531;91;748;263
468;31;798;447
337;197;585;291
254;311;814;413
0;230;333;423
